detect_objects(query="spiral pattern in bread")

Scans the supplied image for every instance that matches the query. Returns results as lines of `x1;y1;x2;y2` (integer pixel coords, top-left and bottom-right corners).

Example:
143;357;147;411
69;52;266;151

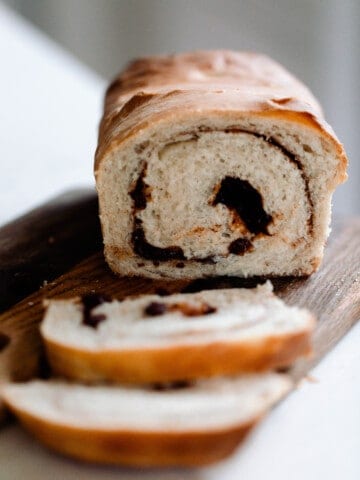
95;51;347;279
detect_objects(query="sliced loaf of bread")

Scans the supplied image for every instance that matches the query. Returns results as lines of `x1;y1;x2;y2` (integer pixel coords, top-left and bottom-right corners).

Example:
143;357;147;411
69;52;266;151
1;374;290;466
95;50;347;280
41;282;314;384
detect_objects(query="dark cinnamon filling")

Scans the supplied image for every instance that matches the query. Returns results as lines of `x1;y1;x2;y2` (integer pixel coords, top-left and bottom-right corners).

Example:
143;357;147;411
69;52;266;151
130;129;312;264
151;380;193;391
144;301;217;317
195;256;216;264
213;177;272;235
130;166;151;210
132;218;186;261
223;128;313;231
82;293;111;329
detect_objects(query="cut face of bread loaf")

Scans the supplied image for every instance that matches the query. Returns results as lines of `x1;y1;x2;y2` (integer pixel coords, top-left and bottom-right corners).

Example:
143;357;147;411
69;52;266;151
1;374;290;466
41;283;314;384
95;50;347;279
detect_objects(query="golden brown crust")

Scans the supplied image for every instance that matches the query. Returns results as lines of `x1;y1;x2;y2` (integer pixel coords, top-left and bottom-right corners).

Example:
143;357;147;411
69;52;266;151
7;406;256;466
95;50;347;185
104;51;322;110
44;329;313;384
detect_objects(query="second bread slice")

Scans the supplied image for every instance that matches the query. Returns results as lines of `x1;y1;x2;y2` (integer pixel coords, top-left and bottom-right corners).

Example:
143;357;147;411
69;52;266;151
42;282;314;384
1;374;291;466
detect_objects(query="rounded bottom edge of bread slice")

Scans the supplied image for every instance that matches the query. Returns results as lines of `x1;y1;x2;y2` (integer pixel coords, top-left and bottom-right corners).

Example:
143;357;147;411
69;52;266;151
41;284;315;384
1;373;291;467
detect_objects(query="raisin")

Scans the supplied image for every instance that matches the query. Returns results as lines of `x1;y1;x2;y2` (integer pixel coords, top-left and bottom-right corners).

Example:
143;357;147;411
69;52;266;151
228;237;253;255
144;302;168;316
82;293;111;329
84;313;107;329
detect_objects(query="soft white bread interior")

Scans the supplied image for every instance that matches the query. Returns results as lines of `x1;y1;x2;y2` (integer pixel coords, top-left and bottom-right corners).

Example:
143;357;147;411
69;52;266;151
95;50;347;279
41;282;315;383
1;374;291;466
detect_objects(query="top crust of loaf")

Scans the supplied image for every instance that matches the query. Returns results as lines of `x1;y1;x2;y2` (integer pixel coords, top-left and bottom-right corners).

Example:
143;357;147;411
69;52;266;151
95;50;347;183
105;51;321;109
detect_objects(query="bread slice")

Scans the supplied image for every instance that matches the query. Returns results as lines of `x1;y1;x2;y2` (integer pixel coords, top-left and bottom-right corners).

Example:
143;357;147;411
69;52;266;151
95;50;347;280
1;374;291;466
41;282;314;384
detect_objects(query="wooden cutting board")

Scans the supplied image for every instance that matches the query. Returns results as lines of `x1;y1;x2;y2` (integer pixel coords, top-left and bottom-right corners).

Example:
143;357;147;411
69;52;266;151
0;190;359;423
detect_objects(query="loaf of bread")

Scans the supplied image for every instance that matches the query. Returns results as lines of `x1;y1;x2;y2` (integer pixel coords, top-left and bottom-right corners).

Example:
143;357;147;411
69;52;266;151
41;282;314;384
1;374;290;466
95;50;347;279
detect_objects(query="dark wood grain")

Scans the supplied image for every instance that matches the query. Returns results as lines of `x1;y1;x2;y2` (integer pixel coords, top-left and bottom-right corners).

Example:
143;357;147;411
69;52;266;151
0;216;359;422
277;217;360;380
0;188;102;313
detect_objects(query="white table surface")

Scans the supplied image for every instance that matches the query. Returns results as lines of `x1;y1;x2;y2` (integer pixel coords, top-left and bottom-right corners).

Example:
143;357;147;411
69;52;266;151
0;4;359;479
